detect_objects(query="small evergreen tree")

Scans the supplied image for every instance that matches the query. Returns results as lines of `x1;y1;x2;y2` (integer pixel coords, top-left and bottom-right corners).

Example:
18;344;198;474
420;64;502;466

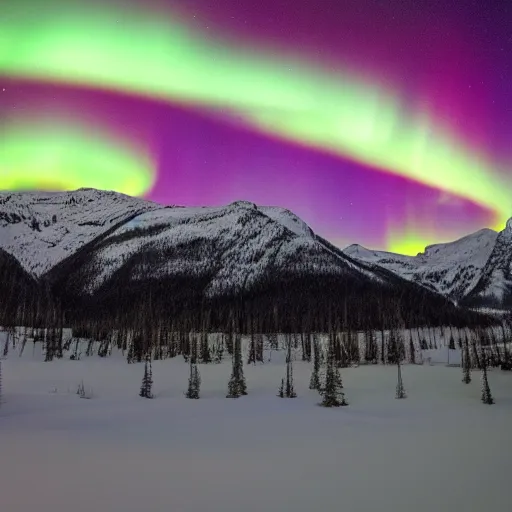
247;332;257;365
448;334;456;350
186;334;201;398
277;378;285;398
139;355;153;399
320;338;348;407
227;334;247;398
462;338;471;384
280;335;297;398
480;352;494;405
185;360;201;399
409;337;416;364
395;361;406;399
309;334;322;390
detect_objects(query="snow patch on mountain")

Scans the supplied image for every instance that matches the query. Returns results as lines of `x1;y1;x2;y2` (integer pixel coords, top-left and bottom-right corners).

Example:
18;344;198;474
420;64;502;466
258;206;314;238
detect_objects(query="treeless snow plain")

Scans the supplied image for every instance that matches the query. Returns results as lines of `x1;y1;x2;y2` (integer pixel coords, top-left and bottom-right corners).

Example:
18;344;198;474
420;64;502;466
1;337;511;512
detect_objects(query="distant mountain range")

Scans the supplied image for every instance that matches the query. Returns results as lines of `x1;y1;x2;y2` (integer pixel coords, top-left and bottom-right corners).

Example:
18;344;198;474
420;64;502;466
344;221;512;310
0;189;499;330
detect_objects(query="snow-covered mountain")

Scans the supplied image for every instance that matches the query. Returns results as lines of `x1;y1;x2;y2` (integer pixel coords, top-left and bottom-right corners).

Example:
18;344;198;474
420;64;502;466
47;199;389;298
463;221;512;308
0;188;161;276
0;189;491;328
343;227;501;304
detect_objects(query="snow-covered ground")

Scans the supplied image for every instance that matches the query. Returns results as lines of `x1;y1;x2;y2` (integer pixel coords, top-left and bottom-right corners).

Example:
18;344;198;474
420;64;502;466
1;338;511;512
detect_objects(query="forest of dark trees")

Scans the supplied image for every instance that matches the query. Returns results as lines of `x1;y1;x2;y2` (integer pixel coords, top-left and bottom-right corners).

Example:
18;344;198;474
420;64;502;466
0;228;501;341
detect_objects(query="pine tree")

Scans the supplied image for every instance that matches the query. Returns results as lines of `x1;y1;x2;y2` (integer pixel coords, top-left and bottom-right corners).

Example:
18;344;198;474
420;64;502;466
280;335;296;398
409;337;416;364
227;334;247;398
185;361;201;399
139;355;153;398
148;358;154;394
255;333;264;363
237;336;247;396
277;378;285;398
480;352;494;405
395;361;407;399
449;334;456;350
309;333;322;390
320;338;348;407
462;338;471;384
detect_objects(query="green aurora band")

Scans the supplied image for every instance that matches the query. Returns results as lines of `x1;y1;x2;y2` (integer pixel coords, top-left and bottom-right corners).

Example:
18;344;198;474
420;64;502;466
0;121;154;195
0;1;510;232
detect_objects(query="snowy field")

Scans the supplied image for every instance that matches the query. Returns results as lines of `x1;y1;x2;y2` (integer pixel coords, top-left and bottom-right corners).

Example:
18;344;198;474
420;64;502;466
1;338;512;512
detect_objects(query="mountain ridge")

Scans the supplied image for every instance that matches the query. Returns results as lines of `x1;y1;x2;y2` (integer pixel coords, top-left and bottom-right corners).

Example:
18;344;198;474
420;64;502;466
0;188;490;330
343;225;510;308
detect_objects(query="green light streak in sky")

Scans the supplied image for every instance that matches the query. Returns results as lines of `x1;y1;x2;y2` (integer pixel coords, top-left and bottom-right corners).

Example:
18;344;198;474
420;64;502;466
0;121;154;195
387;220;446;256
0;0;509;229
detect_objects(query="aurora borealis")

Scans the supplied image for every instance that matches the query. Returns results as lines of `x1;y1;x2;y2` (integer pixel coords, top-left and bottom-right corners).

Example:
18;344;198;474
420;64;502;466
1;0;511;254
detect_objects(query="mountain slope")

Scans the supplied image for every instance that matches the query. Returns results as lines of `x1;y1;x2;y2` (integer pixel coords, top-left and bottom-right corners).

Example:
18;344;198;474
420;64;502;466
0;188;161;276
49;201;388;298
344;228;498;301
463;221;512;308
40;196;484;330
0;248;41;325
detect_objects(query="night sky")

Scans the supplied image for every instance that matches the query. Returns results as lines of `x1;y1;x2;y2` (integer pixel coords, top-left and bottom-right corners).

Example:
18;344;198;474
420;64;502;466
1;0;511;253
